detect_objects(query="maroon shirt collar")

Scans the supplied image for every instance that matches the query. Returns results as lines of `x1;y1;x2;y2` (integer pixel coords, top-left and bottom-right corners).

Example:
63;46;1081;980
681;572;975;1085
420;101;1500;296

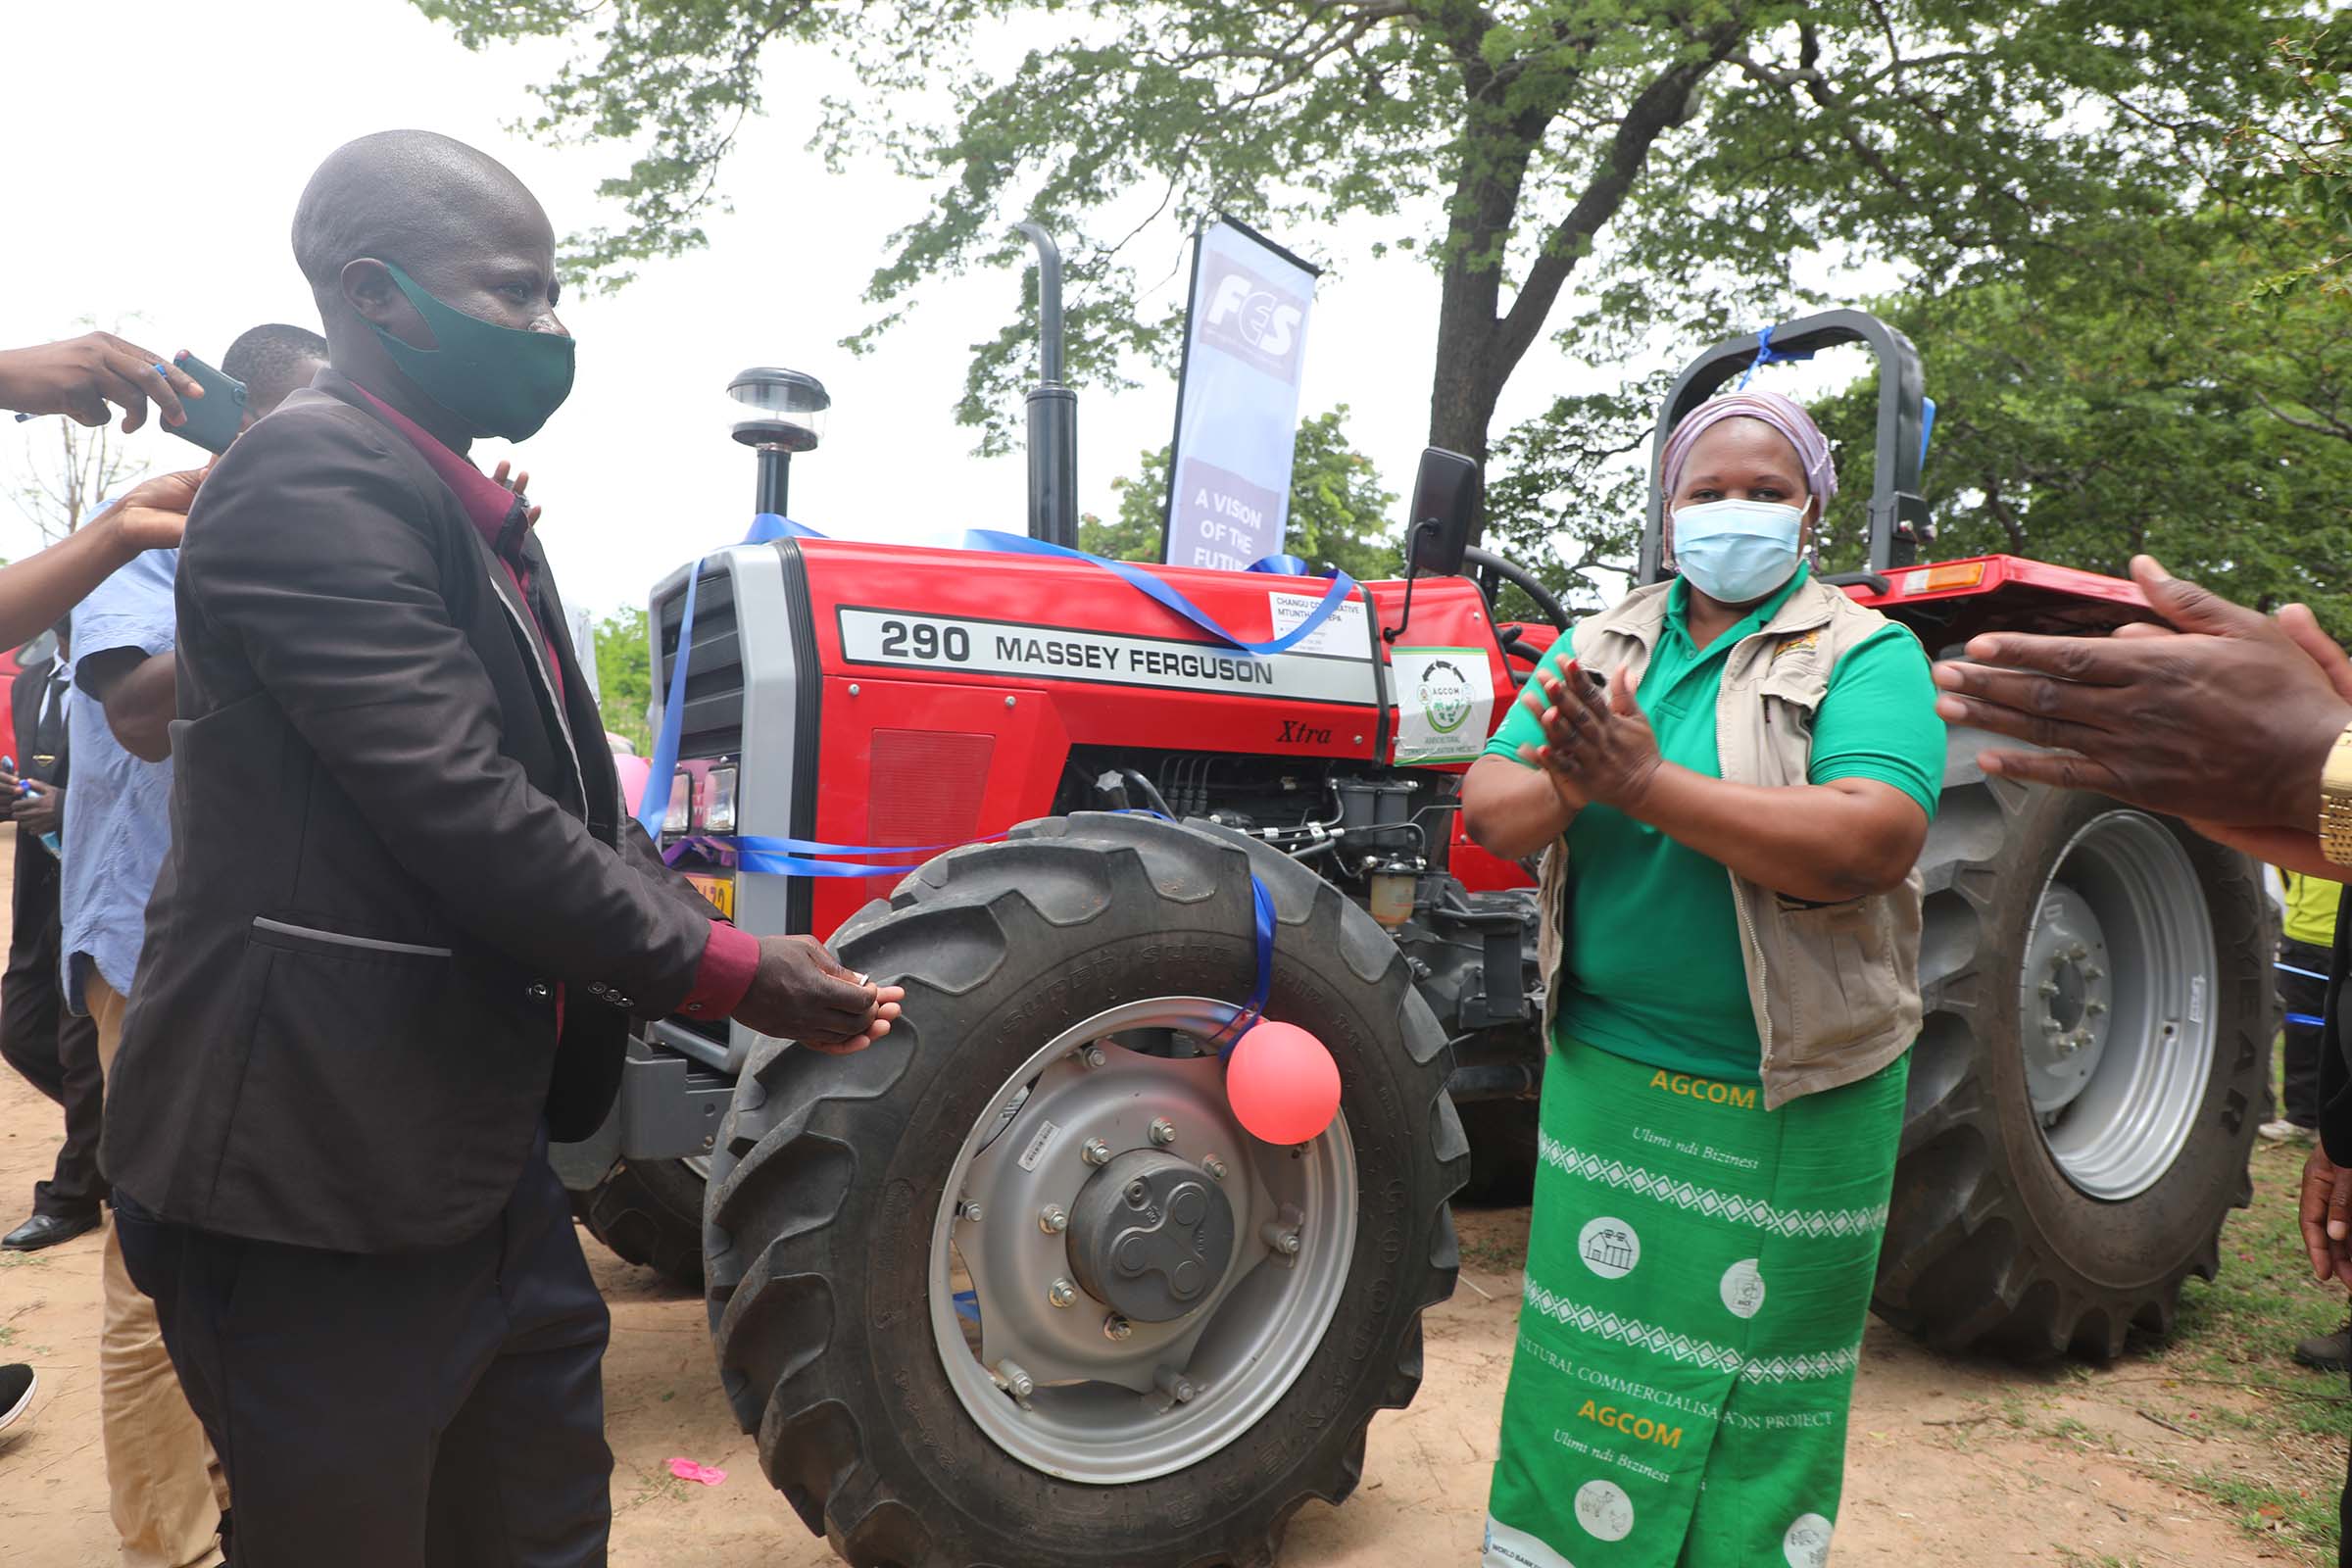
347;382;524;552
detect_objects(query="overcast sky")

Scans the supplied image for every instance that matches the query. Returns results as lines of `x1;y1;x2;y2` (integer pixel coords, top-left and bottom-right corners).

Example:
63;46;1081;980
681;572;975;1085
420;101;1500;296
0;2;1875;619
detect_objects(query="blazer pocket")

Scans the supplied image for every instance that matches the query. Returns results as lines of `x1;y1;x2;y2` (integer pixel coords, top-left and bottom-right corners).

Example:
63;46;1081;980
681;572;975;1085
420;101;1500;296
249;916;453;962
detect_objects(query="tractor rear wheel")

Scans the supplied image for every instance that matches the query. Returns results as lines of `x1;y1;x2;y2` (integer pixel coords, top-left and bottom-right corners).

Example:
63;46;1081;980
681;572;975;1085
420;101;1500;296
1873;737;2272;1358
704;812;1467;1568
574;1156;706;1290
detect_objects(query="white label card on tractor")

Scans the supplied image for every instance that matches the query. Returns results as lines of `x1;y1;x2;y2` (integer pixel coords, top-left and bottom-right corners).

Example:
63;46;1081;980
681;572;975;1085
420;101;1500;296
1265;587;1371;657
836;607;1381;708
1390;646;1496;764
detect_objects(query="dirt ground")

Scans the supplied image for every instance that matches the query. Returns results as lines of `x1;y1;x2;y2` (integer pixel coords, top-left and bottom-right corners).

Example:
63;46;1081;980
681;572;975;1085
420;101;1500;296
0;822;2321;1565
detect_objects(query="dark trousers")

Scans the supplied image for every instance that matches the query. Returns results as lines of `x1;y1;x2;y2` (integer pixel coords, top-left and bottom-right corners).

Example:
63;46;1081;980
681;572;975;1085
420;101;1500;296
115;1134;612;1567
2283;937;2330;1130
0;843;104;1218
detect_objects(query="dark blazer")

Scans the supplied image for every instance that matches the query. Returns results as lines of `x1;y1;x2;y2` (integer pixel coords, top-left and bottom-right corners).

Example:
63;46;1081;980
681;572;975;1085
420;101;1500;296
8;654;68;915
12;653;69;786
104;371;719;1252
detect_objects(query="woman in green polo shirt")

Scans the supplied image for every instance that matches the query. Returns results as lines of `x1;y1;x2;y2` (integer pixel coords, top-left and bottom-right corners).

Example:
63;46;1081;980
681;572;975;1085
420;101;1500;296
1463;388;1943;1568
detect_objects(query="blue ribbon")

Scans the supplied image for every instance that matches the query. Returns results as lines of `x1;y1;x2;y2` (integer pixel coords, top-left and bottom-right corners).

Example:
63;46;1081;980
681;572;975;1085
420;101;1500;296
1736;324;1814;389
1213;873;1276;1053
2289;1011;2327;1029
1248;553;1312;576
961;529;1356;657
635;515;828;837
2278;960;2331;982
1919;396;1937;469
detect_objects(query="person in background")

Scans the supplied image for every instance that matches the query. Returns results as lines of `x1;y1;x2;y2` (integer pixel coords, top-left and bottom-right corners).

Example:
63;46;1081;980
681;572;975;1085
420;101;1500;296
62;321;327;1568
2271;866;2350;1373
2275;867;2341;1145
1462;389;1942;1568
1;617;103;1253
104;131;898;1564
1929;557;2352;1566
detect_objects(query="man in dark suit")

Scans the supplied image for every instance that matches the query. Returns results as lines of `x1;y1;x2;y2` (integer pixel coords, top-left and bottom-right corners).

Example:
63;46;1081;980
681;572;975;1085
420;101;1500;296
0;619;103;1251
104;129;903;1566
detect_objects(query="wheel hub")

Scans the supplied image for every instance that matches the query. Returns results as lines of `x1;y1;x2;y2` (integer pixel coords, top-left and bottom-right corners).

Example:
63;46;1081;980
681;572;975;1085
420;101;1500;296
927;997;1358;1485
2020;884;2113;1116
1067;1151;1236;1322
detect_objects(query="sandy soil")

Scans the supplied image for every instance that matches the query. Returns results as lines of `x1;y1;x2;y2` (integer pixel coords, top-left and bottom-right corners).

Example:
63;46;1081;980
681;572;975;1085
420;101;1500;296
0;824;2315;1564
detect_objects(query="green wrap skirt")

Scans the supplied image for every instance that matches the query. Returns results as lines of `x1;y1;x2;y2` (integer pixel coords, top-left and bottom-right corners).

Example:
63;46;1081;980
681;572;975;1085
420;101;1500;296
1483;1037;1907;1568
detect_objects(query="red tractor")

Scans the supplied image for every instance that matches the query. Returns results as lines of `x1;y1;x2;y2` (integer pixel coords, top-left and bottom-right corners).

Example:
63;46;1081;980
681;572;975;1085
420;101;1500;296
557;307;2273;1568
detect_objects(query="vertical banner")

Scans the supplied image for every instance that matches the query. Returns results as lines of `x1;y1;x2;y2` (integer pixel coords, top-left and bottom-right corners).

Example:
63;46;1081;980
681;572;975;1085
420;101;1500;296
1160;218;1321;570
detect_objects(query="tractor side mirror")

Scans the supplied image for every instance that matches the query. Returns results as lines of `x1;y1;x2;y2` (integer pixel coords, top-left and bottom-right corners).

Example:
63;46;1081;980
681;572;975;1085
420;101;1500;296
1406;447;1479;578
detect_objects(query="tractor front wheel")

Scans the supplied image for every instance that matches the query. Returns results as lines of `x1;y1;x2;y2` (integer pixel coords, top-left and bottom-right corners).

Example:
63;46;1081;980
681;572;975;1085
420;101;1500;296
704;812;1467;1567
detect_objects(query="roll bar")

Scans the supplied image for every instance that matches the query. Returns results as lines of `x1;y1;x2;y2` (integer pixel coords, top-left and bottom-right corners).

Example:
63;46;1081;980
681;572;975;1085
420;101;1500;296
1637;309;1930;584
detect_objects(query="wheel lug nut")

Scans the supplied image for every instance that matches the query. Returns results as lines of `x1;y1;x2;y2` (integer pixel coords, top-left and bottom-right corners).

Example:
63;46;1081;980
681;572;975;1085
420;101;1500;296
1039;1204;1069;1234
1201;1155;1227;1181
2084;965;2105;982
1082;1045;1108;1069
956;1198;983;1223
1048;1279;1077;1308
1149;1117;1177;1147
2069;942;2089;960
2085;1001;2106;1017
1153;1364;1197;1403
1082;1138;1111;1167
2037;980;2059;999
1103;1312;1133;1342
996;1358;1035;1399
1260;1221;1302;1255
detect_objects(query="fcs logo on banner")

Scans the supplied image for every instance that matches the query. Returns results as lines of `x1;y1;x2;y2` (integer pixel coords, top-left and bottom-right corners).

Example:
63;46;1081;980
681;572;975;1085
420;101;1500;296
1200;263;1308;385
1784;1513;1834;1568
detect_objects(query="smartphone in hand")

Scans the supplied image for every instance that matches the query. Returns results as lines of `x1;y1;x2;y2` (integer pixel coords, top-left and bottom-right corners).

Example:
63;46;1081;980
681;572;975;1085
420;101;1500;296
162;351;247;455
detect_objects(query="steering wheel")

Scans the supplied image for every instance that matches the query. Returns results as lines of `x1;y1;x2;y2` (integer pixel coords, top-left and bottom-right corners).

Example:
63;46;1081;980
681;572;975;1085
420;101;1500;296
1462;545;1572;634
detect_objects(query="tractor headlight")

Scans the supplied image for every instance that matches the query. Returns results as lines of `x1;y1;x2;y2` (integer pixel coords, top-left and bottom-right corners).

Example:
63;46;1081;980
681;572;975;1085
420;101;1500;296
704;766;739;834
662;773;692;835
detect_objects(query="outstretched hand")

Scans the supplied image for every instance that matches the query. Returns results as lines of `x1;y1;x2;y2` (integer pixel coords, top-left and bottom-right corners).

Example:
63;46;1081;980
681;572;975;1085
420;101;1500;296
1931;556;2352;832
99;466;209;553
0;331;205;432
734;934;906;1054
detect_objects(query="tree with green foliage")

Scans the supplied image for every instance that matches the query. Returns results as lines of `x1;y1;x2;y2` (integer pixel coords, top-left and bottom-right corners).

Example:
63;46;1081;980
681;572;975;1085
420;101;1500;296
416;0;2297;477
1081;406;1400;576
594;605;655;754
1808;208;2352;637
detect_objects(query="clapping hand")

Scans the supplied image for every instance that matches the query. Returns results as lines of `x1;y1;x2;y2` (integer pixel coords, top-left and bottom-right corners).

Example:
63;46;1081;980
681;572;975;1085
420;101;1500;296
1518;662;1663;812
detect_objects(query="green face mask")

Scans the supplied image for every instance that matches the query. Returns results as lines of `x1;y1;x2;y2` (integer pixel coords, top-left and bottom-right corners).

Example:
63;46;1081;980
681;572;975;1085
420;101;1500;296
367;261;576;440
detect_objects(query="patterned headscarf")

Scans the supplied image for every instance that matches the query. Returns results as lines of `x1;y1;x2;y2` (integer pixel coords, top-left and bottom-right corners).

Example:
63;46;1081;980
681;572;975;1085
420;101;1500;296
1658;387;1838;507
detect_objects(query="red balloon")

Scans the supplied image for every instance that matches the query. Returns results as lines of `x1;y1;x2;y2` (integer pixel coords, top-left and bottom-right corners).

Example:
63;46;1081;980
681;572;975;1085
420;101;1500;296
1225;1020;1342;1145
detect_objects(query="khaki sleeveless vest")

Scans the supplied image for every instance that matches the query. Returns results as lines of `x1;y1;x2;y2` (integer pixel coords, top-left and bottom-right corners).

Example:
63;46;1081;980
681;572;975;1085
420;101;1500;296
1534;573;1925;1109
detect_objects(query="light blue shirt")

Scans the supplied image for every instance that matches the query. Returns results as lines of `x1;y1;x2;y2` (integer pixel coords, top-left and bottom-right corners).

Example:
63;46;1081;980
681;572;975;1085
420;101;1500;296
61;547;178;1011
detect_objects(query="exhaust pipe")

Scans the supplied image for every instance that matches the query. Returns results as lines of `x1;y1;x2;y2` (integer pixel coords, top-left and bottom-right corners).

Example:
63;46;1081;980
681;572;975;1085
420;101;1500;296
1016;222;1079;549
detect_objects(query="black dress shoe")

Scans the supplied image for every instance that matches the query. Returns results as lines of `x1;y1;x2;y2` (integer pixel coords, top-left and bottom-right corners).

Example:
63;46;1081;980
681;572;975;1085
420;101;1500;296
2;1211;100;1251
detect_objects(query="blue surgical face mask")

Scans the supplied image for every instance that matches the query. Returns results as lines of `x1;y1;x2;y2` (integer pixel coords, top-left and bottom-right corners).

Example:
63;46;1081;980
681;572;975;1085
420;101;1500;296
1671;498;1805;604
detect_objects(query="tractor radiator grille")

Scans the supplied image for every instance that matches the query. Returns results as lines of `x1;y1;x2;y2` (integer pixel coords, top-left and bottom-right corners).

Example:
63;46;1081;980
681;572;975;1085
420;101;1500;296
655;566;743;758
